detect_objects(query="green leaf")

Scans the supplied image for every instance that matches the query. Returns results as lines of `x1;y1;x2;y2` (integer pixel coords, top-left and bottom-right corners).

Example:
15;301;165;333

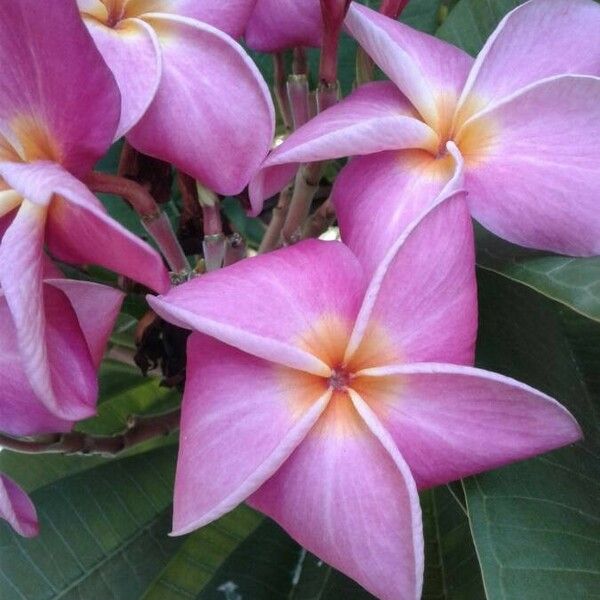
143;511;303;600
436;0;524;55
76;360;180;437
422;485;486;600
289;552;375;599
476;227;600;323
465;270;600;599
221;197;266;249
0;447;182;600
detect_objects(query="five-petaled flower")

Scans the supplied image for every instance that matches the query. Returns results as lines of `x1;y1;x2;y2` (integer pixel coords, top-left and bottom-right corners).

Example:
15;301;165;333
78;0;275;195
251;0;600;260
149;172;581;600
0;0;169;421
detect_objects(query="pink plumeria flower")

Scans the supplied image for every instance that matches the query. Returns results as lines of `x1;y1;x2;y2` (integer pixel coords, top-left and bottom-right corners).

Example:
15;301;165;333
149;168;581;600
0;474;38;538
0;1;169;421
245;0;323;52
78;0;275;195
251;0;600;258
0;248;124;433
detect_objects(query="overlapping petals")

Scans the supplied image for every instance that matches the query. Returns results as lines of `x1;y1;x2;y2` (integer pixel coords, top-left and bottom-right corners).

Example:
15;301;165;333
80;0;275;195
0;474;38;538
0;257;123;434
150;194;580;599
249;82;438;214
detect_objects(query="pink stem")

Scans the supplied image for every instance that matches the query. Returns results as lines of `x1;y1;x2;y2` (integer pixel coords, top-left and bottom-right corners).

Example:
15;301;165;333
87;171;189;273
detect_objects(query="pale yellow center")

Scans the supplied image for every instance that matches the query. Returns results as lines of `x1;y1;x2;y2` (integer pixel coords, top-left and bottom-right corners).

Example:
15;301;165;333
405;91;499;181
0;117;60;216
280;315;400;437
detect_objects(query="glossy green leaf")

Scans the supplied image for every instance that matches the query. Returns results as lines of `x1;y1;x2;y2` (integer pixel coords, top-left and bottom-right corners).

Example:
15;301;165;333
436;0;524;55
0;447;181;600
76;360;180;437
476;227;600;323
465;270;600;599
422;485;486;600
143;510;303;600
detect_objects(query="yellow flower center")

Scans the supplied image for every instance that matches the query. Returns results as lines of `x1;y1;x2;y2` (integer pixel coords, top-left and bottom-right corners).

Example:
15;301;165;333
280;314;400;436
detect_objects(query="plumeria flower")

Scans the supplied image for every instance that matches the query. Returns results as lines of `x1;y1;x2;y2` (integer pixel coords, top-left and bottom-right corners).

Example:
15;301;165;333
78;0;275;195
251;0;600;258
0;1;169;421
0;247;124;434
245;0;323;52
0;474;38;538
149;166;581;600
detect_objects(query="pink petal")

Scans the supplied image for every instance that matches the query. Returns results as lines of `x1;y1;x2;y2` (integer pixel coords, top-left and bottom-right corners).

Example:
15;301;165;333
125;0;256;37
345;155;477;368
0;474;38;538
245;0;323;51
45;279;124;369
149;240;365;375
345;3;473;130
250;390;423;600
172;333;331;535
0;291;73;436
0;160;170;293
83;17;161;139
355;363;582;489
457;0;600;122
0;0;119;176
127;14;275;196
250;82;438;212
460;75;600;255
0;207;97;423
333;147;457;278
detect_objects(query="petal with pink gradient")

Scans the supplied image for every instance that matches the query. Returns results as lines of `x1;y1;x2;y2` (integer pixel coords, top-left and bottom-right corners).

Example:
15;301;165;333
245;0;322;52
250;390;423;600
0;475;38;538
45;279;124;369
0;291;73;436
333;146;457;278
149;240;365;375
0;160;170;293
83;17;161;139
0;0;119;176
0;212;97;424
345;3;473;130
457;0;600;121
354;363;582;489
127;14;275;196
250;82;438;212
172;334;331;535
460;75;600;256
345;162;477;368
0;201;53;413
125;0;256;37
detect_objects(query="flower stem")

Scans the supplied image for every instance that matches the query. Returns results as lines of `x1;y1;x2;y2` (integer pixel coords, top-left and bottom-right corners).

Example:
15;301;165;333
273;53;293;131
0;410;181;457
197;182;226;271
86;171;189;274
258;183;293;253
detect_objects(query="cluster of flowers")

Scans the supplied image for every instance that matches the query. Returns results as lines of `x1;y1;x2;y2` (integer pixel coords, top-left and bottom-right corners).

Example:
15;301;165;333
0;1;598;598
